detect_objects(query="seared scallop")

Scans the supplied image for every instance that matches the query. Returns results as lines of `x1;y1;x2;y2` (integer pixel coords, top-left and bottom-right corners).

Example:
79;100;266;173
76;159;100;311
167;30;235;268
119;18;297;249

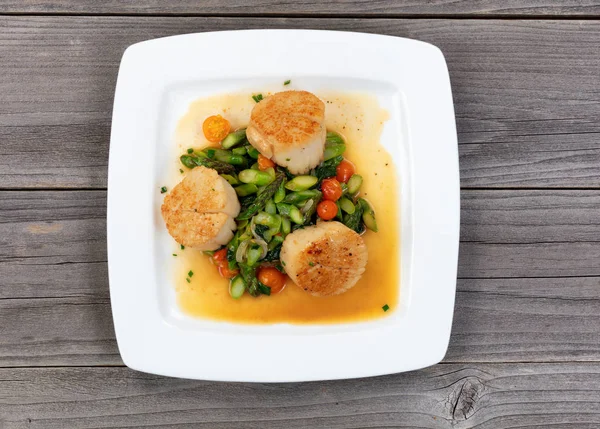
161;166;240;250
246;90;326;174
280;221;368;296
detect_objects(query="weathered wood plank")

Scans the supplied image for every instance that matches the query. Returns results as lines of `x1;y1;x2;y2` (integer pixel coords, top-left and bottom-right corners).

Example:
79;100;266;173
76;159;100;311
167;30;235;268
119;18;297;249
1;364;600;428
0;17;599;188
2;0;600;16
1;190;600;365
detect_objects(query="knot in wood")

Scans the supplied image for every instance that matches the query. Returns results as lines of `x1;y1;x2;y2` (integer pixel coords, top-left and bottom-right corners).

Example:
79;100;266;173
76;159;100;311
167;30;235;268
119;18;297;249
447;376;484;422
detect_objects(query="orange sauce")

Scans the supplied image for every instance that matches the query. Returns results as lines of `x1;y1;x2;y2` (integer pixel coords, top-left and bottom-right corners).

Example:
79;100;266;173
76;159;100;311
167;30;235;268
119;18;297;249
171;89;399;324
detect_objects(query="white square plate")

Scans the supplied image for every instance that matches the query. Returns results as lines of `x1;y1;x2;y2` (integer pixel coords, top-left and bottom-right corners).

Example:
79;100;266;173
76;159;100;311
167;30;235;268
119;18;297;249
108;30;459;382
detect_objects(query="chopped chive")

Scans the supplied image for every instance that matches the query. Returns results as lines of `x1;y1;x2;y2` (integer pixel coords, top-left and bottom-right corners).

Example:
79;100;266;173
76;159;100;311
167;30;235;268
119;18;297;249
180;244;185;250
172;253;177;257
160;186;167;193
284;80;291;85
285;158;291;161
188;270;194;278
206;148;216;158
179;169;184;174
187;148;193;154
308;261;315;267
252;94;264;103
186;278;191;283
382;304;390;312
281;260;286;266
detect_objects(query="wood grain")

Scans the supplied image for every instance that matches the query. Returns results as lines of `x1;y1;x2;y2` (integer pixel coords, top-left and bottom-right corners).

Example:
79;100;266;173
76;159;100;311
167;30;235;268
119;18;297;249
1;364;600;428
2;0;600;16
1;190;599;365
0;17;599;188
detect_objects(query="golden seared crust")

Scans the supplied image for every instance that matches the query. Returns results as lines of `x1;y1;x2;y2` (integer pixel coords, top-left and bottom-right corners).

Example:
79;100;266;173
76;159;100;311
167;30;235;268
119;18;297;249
161;166;240;250
162;211;231;249
246;91;326;174
280;221;368;296
165;166;230;214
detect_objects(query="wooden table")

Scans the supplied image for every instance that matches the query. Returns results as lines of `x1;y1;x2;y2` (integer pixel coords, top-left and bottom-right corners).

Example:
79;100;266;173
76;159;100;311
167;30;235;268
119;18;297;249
1;2;600;427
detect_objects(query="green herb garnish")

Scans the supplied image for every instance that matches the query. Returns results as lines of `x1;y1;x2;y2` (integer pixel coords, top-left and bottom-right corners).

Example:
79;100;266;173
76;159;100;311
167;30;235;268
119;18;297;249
284;80;291;85
172;253;177;257
160;186;167;193
252;94;264;103
187;148;193;154
206;148;216;159
179;169;184;174
180;244;185;250
382;304;390;312
188;270;194;278
186;278;191;283
308;261;315;267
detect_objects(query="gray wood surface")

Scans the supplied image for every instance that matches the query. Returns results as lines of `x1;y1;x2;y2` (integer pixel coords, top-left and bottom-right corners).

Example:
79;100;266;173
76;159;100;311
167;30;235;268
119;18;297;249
2;0;600;16
2;190;599;366
1;364;600;428
1;4;600;427
1;17;599;188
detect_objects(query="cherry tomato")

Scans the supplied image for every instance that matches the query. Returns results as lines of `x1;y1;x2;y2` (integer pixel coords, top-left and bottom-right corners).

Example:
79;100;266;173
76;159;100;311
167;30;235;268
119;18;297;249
212;248;227;264
257;266;287;294
218;263;239;279
317;200;338;220
202;115;231;143
321;178;343;201
257;154;275;171
336;159;355;183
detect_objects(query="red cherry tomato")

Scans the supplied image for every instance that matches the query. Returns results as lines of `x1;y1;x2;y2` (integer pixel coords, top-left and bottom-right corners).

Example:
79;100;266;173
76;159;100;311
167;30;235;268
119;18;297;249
218;263;239;279
257;266;287;294
257;154;275;171
321;178;343;201
317;200;338;220
336;159;355;183
212;248;227;264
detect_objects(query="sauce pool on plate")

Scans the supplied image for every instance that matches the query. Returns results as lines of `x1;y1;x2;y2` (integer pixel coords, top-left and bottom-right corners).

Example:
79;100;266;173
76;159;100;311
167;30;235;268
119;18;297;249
170;90;400;324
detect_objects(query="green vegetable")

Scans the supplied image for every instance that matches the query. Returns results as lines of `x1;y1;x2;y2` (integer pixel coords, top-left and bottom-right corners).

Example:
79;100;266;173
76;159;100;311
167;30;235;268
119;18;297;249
339;197;355;214
289;205;303;224
343;199;365;234
273;179;286;203
246;146;260;159
253;224;269;241
276;203;293;216
258;283;271;295
282;190;321;204
359;198;378;232
221;174;240;185
265;199;277;215
246;246;263;266
300;192;322;224
323;143;346;161
326;131;345;145
236;219;248;230
281;216;291;235
237;173;284;220
238;169;274;186
229;275;246;299
206;148;215;158
285;175;318;191
284;79;291;85
232;146;248;156
335;200;343;221
160;186;167;194
180;154;236;175
239;264;258;296
187;148;194;154
252;94;264;103
226;231;241;264
314;155;343;181
382;304;390;312
254;211;280;229
347;174;363;194
210;149;246;165
235;183;259;197
221;129;247;149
